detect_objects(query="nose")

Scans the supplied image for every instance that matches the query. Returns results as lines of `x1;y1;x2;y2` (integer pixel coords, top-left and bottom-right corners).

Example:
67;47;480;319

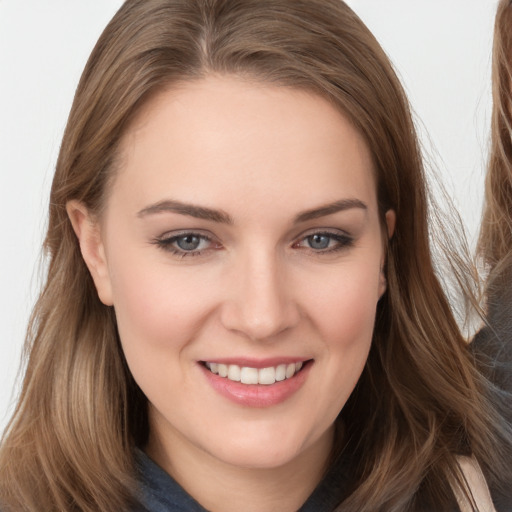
220;249;300;341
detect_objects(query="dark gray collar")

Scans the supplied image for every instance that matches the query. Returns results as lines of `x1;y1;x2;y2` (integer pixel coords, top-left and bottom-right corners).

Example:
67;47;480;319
134;449;351;512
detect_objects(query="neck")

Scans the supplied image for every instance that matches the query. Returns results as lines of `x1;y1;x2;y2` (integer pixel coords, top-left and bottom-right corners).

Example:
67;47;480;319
145;421;335;512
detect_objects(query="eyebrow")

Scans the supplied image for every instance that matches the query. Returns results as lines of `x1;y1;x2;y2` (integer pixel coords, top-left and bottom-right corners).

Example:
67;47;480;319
137;200;234;224
293;198;367;223
137;198;367;224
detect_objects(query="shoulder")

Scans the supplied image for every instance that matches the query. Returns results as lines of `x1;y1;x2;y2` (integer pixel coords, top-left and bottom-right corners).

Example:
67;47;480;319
453;457;496;512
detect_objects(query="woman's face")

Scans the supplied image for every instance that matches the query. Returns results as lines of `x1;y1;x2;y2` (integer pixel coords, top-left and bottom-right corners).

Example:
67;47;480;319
73;76;394;471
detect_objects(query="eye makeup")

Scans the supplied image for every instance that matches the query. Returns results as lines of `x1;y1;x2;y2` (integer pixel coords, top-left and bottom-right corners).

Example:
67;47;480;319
294;230;354;255
152;228;354;259
151;230;221;258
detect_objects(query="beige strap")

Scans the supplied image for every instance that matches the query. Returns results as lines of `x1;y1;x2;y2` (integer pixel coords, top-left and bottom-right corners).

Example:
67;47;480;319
454;456;496;512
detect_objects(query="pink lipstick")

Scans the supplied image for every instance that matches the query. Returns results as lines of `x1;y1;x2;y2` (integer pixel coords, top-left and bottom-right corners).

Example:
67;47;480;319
200;359;312;407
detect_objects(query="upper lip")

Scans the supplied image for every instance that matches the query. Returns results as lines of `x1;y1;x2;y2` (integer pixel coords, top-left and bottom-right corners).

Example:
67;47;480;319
200;357;311;369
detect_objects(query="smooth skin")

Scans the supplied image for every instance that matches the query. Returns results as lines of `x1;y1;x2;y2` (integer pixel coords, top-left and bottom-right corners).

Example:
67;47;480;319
68;75;395;512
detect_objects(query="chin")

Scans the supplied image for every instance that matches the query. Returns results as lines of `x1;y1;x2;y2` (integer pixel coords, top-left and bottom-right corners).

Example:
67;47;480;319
213;441;305;470
200;422;329;470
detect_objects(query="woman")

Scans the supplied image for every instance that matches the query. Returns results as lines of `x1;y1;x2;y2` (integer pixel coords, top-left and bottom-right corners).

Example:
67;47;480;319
473;0;512;404
471;2;512;509
472;1;512;504
0;1;509;510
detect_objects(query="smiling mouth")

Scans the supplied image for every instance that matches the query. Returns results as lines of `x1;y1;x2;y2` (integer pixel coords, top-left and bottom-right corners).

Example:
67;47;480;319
202;361;308;385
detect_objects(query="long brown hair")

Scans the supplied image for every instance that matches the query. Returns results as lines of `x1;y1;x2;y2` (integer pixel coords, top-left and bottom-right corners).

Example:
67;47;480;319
472;0;512;474
478;0;512;288
1;1;509;510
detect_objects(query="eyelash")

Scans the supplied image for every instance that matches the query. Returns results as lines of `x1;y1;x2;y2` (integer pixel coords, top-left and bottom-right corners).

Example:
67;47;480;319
294;231;354;254
153;230;354;258
152;232;217;258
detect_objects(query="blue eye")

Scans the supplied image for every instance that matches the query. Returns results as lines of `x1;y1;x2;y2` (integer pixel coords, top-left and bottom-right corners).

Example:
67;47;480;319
175;235;202;251
296;231;353;253
153;232;216;256
307;234;332;250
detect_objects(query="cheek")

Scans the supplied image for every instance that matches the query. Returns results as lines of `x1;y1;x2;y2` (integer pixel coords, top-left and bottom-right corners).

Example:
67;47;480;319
108;255;225;418
299;258;379;413
107;247;219;365
301;259;381;347
284;259;381;439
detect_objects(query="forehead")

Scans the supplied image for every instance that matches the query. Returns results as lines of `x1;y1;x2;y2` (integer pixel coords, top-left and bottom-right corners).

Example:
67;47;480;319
113;75;377;219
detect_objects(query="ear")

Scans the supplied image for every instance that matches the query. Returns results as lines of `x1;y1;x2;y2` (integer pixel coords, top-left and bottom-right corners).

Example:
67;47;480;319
378;209;396;298
384;209;396;240
66;200;113;306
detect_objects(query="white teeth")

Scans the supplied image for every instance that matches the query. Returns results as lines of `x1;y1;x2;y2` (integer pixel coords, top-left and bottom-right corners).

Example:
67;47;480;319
205;361;305;385
227;364;241;382
285;363;295;379
240;367;259;384
258;367;276;385
275;364;286;381
218;364;228;378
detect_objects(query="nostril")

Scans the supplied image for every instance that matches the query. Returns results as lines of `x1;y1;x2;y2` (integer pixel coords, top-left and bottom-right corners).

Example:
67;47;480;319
219;295;301;341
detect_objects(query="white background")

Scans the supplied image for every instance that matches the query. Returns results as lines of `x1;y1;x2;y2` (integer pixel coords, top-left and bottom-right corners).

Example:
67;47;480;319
0;0;498;431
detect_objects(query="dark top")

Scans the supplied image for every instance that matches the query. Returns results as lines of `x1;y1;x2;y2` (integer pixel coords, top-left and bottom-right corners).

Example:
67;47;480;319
472;274;512;420
133;450;471;512
134;449;352;512
471;267;512;510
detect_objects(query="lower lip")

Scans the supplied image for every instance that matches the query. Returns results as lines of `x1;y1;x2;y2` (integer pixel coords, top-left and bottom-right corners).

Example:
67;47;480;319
200;361;312;408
